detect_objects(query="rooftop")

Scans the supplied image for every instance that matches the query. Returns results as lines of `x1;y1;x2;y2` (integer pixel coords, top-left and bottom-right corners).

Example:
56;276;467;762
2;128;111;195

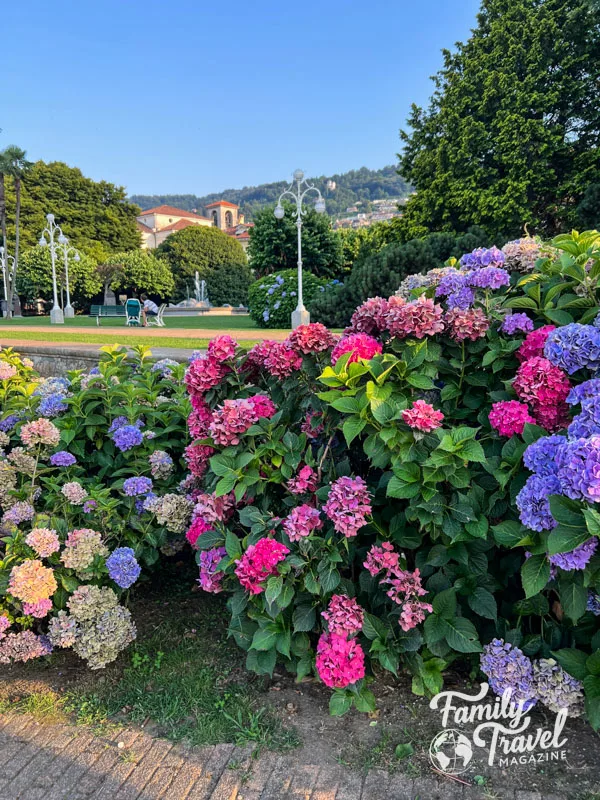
205;200;239;209
138;205;212;221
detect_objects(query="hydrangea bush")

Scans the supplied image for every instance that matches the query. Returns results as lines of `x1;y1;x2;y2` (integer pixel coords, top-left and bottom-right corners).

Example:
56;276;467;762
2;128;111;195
247;269;340;328
0;346;190;668
180;232;600;724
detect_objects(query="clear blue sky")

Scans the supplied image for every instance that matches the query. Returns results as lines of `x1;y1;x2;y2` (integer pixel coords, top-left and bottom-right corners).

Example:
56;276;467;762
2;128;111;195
2;0;480;197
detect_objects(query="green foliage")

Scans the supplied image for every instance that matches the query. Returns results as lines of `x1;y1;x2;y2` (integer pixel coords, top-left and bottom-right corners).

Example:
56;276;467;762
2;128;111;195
157;226;246;301
101;250;175;299
206;262;254;307
131;165;411;220
248;202;343;279
247;269;333;328
17;246;102;306
399;0;600;239
3;161;141;260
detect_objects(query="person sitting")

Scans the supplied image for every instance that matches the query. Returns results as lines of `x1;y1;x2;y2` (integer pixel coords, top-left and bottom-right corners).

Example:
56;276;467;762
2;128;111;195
141;293;158;327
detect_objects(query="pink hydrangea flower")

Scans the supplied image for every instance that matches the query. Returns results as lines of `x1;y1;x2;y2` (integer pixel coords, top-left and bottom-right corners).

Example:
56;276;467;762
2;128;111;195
489;401;535;437
323;476;372;538
402;400;444;432
185;355;227;397
234;538;290;594
23;598;53;618
193;492;235;524
517;325;556;363
513;357;571;432
364;541;401;576
315;632;365;688
188;398;213;439
321;595;364;636
348;296;393;335
20;419;61;448
8;559;57;604
244;340;274;373
301;410;325;439
0;363;17;381
25;528;60;558
331;334;382;365
209;398;257;446
282;504;322;541
444;308;490;341
386;295;445;339
207;335;237;362
184;443;214;478
0;615;10;638
287;323;337;354
287;465;318;495
61;481;88;505
186;516;212;549
263;342;303;378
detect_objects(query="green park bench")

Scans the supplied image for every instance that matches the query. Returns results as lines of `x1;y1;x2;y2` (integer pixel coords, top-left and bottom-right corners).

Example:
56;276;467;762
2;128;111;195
89;304;127;326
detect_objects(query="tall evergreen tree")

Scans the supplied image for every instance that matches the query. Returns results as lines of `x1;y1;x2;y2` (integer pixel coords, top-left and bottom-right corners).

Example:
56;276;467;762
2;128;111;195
399;0;600;240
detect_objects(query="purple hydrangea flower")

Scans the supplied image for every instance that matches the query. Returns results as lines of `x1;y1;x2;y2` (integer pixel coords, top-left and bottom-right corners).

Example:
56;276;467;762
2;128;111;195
516;474;561;531
567;379;600;406
468;267;510;290
3;501;36;525
89;367;101;376
460;247;505;270
549;538;598;571
151;359;179;378
587;592;600;615
568;397;600;439
106;547;141;589
198;546;227;593
0;414;20;432
501;313;534;335
435;271;467;298
447;286;475;309
112;425;144;452
544;324;600;375
50;451;77;467
480;638;537;710
38;393;68;417
83;499;97;513
523;435;564;476
123;477;153;497
556;436;600;501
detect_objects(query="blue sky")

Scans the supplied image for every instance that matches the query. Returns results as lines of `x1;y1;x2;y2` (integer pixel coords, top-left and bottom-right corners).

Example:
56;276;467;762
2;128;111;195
3;0;480;196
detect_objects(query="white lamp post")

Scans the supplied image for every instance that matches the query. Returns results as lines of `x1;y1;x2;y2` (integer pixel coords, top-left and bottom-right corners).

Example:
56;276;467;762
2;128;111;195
0;246;14;305
56;234;80;318
39;213;64;324
274;169;326;329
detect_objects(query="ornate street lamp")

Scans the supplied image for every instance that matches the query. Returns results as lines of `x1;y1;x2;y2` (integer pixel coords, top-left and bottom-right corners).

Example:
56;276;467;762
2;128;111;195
39;213;64;324
0;245;14;305
274;169;326;329
56;234;80;318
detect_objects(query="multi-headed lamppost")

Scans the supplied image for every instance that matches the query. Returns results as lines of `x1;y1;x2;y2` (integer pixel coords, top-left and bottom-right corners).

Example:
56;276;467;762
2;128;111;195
39;214;65;324
0;245;14;305
274;169;326;329
56;235;80;318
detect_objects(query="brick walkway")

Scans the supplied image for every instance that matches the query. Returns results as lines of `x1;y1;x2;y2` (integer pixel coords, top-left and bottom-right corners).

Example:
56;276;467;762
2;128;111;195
0;714;565;800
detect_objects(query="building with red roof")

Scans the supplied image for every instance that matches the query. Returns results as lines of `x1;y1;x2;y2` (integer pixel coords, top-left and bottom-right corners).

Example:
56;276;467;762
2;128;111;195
136;200;251;251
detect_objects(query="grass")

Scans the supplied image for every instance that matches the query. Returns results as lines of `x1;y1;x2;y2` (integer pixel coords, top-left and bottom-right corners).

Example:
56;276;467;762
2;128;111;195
0;314;262;330
0;329;258;349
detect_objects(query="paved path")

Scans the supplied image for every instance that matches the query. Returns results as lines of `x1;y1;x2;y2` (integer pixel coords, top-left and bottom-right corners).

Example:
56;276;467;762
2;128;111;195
0;327;289;341
0;714;565;800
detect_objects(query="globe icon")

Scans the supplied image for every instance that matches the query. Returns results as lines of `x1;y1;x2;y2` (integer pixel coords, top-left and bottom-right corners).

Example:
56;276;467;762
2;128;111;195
429;729;473;775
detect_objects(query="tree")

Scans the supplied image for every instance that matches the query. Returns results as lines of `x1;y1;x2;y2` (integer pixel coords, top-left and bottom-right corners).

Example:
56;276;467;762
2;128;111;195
248;202;343;278
0;146;33;317
3;161;141;261
206;262;254;307
156;226;246;300
17;246;102;308
399;0;600;240
100;251;175;301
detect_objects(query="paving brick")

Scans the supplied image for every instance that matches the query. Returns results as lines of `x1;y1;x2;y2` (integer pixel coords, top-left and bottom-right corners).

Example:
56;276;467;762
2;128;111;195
89;732;156;800
362;768;390;799
411;776;466;799
305;764;342;800
235;752;278;800
331;770;363;800
256;757;294;800
514;793;542;800
386;774;416;800
188;745;236;799
68;729;142;799
285;764;320;798
1;725;64;797
111;738;174;800
40;732;111;800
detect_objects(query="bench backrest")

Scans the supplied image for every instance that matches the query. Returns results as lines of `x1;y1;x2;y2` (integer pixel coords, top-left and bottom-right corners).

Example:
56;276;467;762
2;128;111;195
90;305;126;316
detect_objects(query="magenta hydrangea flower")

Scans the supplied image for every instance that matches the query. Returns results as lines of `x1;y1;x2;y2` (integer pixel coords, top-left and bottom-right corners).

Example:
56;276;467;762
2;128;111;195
331;334;382;365
348;296;392;335
188;400;212;438
185;355;227;397
287;323;336;354
323;476;372;538
186;516;211;549
207;335;237;362
513;356;571;431
193;492;235;524
209;398;258;446
402;400;444;433
184;443;214;478
315;632;365;688
234;538;290;595
489;401;535;437
247;394;277;420
517;325;556;363
282;504;322;541
386;295;445;339
261;342;303;378
287;465;318;495
321;595;364;636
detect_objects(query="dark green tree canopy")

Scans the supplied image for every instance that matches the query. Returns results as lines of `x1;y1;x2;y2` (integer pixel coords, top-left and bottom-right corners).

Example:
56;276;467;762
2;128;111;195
101;250;175;299
399;0;600;240
248;201;343;278
17;246;102;306
3;161;141;260
156;225;247;301
205;262;254;307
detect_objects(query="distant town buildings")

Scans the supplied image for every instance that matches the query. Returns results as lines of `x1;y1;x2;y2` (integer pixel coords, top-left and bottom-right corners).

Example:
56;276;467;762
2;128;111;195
332;198;406;229
137;201;252;252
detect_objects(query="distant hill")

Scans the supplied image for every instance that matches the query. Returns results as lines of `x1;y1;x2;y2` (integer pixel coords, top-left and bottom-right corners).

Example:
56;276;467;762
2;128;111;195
130;165;411;220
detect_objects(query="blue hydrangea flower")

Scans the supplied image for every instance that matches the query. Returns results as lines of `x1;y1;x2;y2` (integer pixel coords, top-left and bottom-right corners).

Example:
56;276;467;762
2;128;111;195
112;425;144;452
480;638;537;710
123;477;153;496
468;267;510;290
501;313;534;335
568;397;600;439
89;367;101;376
151;359;179;378
0;413;20;432
435;270;466;298
523;435;564;476
33;377;70;398
106;547;141;589
188;351;203;363
447;286;475;309
267;288;275;295
460;247;506;270
556;437;600;500
587;592;600;615
544;323;600;375
273;302;280;310
50;451;77;467
290;291;297;297
38;393;68;417
567;379;600;406
516;474;561;531
549;538;598;571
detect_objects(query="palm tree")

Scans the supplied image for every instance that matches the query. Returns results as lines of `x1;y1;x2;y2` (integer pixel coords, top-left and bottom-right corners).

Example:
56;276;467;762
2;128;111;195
0;146;32;317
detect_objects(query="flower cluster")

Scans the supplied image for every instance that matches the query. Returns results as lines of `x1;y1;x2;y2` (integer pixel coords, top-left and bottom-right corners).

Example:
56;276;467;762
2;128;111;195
0;630;52;664
20;418;61;448
331;333;382;365
513;356;571;431
185;353;228;397
106;547;141;589
348;296;391;334
110;419;144;452
287;465;318;495
123;476;153;497
149;450;174;480
501;313;534;335
282;504;322;541
460;246;505;269
544;323;600;375
287;323;336;355
323;476;372;538
387;295;445;339
61;528;109;574
517;325;556;362
25;527;60;558
502;237;544;272
234;538;290;594
549;538;597;571
198;546;227;593
444;308;490;341
61;481;88;505
50;451;77;467
209;398;261;446
321;594;364;636
8;559;57;604
516;474;561;532
402;400;444;433
489;401;535;437
315;632;365;688
480;639;537;710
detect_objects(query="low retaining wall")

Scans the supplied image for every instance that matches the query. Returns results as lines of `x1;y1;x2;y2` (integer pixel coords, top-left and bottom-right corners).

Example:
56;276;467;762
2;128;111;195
7;345;103;377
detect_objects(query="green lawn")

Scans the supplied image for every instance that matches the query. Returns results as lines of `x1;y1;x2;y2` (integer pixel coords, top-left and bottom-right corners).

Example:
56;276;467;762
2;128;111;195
0;314;262;330
0;330;239;349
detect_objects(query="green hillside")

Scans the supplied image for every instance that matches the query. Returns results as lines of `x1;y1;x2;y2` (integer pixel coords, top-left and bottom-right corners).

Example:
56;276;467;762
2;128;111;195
130;165;411;220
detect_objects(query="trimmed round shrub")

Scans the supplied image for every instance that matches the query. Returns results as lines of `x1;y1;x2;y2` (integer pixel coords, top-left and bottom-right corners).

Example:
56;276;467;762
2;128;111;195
248;269;338;328
206;263;254;307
